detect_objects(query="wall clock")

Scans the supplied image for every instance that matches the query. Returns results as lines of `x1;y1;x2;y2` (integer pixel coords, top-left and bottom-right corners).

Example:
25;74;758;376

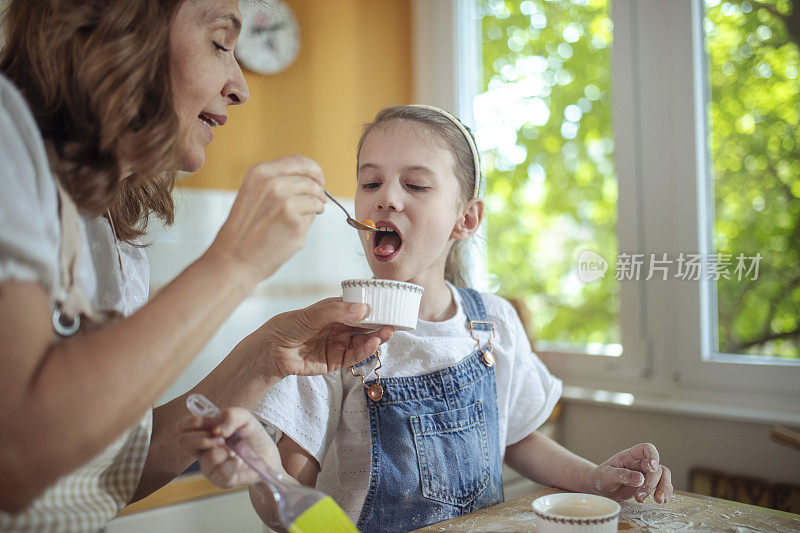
235;0;300;75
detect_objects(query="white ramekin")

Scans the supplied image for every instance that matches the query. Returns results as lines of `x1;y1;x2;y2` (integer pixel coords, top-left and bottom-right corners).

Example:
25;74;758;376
341;279;424;331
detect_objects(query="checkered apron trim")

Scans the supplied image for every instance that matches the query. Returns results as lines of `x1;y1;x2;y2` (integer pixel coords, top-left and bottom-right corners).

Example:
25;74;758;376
0;184;152;532
0;411;152;532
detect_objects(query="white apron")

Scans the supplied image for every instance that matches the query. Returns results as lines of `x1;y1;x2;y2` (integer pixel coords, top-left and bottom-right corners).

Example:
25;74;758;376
0;183;152;532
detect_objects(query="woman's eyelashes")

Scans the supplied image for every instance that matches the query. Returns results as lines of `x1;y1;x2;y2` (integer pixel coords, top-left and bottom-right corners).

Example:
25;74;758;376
213;41;232;54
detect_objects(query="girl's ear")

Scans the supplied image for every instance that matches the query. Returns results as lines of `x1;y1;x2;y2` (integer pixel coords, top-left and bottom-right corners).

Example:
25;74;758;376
451;199;484;241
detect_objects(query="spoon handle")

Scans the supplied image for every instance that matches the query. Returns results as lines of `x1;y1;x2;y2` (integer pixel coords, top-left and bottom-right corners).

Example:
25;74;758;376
323;189;349;214
323;188;379;232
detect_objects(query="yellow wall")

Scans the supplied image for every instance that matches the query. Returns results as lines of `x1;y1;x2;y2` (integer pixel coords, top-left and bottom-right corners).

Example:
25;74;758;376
181;0;413;197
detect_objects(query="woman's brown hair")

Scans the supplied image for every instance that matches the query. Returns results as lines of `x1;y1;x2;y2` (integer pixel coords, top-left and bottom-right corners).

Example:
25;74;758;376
0;0;186;242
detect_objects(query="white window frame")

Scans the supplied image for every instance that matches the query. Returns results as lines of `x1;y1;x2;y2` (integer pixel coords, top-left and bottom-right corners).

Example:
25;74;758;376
414;0;800;416
674;0;800;396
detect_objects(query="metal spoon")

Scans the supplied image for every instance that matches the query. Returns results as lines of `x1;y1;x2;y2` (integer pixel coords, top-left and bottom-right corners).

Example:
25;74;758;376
324;189;380;232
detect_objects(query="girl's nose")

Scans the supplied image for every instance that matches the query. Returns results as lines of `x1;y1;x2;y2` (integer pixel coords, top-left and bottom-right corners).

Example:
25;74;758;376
376;184;402;211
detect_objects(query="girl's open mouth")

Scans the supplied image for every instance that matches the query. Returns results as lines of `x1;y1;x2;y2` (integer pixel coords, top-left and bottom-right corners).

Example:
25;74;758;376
373;223;402;262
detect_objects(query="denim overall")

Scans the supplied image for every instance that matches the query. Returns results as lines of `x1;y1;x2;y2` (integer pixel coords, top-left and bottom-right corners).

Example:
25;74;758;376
355;288;504;533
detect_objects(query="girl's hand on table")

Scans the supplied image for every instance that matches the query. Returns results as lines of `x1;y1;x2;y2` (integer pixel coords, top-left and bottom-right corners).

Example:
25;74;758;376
590;443;673;503
177;408;283;489
241;298;394;380
206;155;328;285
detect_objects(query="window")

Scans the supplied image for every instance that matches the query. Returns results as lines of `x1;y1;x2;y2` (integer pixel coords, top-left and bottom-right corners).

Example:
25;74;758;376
475;0;620;355
415;0;800;407
702;0;800;360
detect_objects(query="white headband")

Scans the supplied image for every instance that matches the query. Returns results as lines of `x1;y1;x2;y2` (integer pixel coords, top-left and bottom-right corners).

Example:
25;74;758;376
409;104;482;199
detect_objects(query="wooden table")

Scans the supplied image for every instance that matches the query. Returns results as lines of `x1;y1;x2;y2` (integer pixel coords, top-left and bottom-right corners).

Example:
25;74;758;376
118;473;244;516
413;488;800;532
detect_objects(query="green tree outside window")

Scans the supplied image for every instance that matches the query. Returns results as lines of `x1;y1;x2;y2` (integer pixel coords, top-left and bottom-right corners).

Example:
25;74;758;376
477;0;799;359
705;0;800;358
477;0;619;348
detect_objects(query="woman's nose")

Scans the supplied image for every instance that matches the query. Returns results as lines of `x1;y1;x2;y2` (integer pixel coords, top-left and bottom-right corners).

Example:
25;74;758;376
224;61;249;105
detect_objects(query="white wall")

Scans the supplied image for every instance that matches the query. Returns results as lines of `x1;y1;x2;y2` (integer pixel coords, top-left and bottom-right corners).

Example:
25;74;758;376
560;401;800;491
147;187;372;405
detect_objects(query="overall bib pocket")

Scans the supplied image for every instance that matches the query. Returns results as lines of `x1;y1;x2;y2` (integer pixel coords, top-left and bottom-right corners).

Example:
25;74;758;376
410;401;491;507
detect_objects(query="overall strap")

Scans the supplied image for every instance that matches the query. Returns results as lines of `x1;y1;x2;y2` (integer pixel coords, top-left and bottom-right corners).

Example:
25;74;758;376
456;287;490;327
456;287;496;367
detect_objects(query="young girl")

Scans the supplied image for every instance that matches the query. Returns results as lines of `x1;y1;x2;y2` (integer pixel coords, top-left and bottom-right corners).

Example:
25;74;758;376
179;105;673;532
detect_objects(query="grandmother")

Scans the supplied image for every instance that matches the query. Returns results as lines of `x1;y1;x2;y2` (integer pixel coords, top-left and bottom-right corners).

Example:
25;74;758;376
0;1;391;529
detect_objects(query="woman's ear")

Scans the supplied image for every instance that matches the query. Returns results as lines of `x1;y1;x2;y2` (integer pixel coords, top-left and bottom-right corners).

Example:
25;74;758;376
451;199;484;241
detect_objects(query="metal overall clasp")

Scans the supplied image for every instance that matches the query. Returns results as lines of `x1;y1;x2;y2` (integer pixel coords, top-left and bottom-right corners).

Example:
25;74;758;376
350;348;384;402
468;320;496;367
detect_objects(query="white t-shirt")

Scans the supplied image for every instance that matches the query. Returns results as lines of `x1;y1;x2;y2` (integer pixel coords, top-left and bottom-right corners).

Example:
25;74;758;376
0;74;149;315
254;283;562;522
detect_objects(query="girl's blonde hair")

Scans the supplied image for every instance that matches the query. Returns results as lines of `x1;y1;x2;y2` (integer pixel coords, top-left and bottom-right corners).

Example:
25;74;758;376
357;105;483;287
